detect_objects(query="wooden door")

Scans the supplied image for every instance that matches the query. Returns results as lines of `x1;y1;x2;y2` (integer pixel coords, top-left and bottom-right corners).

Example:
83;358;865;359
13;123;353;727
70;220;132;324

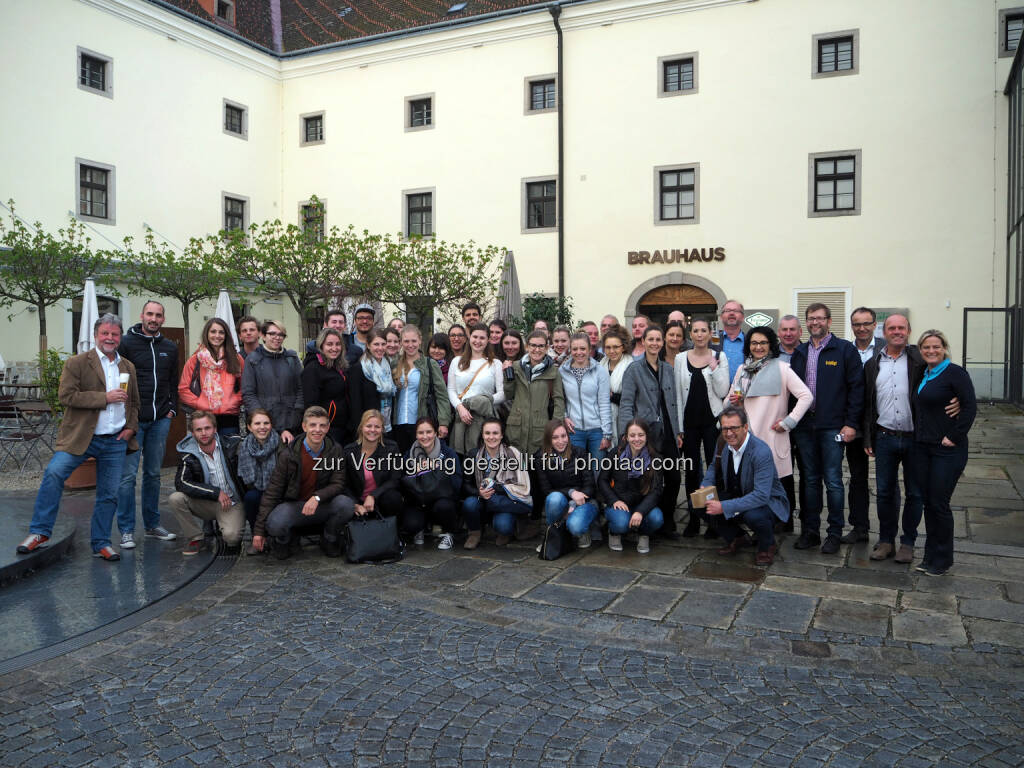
161;327;188;467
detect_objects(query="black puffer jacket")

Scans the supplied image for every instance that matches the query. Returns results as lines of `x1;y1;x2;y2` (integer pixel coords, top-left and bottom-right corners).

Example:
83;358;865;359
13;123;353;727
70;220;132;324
119;323;179;422
240;346;304;434
174;433;244;501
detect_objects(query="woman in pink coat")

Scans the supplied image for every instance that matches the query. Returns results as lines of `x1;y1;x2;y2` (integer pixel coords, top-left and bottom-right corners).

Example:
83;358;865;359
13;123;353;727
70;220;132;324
725;326;812;513
179;317;245;436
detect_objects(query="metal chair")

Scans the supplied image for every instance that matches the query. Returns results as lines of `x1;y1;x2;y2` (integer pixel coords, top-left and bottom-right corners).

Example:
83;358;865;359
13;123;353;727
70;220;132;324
0;395;46;471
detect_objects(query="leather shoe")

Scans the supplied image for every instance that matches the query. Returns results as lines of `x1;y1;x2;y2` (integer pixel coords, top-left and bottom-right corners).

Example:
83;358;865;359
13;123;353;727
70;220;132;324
793;531;821;550
682;515;700;538
717;539;740;556
755;544;778;566
820;535;841;555
840;528;869;544
870;542;894;560
894;544;914;564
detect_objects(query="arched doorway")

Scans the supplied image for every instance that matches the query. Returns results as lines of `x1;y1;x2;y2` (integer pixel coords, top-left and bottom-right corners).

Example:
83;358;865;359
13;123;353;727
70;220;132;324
625;272;726;330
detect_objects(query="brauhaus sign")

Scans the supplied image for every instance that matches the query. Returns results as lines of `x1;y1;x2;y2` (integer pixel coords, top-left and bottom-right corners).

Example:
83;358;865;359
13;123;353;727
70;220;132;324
627;247;725;265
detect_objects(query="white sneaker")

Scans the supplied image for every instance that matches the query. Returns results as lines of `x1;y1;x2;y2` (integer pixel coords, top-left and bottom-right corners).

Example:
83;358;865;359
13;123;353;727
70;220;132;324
413;530;425;546
437;533;453;550
535;542;543;553
577;532;592;549
145;526;177;541
120;532;136;549
637;535;650;554
608;534;622;551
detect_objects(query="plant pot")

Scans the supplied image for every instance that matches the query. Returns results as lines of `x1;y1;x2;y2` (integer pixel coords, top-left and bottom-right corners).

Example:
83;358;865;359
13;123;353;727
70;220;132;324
64;457;97;490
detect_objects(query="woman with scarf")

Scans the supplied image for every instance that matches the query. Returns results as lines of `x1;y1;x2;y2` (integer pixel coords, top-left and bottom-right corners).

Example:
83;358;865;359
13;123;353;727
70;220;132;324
598;418;664;554
446;323;504;457
178;317;244;436
725;326;812;533
910;330;976;576
392;325;452;454
428;333;454;383
302;328;351;445
600;324;633;444
503;329;565;455
348;329;396;436
400;417;462;550
343;409;404;523
550;325;572;367
560;333;613;463
675;318;732;537
237;408;280;555
536;419;598;549
462;418;532;549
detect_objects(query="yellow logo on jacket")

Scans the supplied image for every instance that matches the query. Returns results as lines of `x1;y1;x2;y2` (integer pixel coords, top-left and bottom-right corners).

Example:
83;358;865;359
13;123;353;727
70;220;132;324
825;360;838;366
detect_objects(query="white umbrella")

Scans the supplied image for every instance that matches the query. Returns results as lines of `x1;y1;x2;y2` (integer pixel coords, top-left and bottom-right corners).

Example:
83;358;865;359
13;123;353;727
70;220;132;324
77;277;100;353
495;250;522;321
214;290;239;348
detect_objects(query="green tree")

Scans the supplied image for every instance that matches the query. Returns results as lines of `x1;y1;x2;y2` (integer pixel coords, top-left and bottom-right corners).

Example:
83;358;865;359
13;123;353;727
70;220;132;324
117;229;232;350
521;292;575;331
0;202;110;354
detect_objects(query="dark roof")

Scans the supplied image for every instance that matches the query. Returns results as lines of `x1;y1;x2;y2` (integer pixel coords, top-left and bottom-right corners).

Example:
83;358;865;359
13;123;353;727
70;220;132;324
151;0;565;55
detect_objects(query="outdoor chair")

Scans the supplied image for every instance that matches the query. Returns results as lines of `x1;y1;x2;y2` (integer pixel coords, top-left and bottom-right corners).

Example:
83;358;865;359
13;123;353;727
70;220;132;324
0;395;46;472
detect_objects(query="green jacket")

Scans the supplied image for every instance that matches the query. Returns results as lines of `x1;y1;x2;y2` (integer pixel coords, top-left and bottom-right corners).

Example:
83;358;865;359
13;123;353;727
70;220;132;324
503;360;565;455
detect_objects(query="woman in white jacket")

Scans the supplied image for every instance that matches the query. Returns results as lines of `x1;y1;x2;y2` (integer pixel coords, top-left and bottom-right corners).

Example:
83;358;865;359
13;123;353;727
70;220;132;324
447;323;505;456
600;324;633;444
675;318;731;537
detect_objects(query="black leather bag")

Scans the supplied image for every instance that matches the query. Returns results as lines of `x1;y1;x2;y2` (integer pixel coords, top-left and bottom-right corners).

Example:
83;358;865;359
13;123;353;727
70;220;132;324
538;509;575;561
401;467;451;506
189;359;202;397
344;512;404;564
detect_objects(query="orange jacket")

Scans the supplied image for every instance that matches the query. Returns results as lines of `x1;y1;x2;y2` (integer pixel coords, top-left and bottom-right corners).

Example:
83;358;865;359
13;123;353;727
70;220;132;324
178;350;244;415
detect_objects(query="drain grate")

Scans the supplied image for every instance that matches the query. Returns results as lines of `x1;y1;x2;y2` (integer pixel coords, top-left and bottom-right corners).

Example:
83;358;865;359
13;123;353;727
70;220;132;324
0;543;238;676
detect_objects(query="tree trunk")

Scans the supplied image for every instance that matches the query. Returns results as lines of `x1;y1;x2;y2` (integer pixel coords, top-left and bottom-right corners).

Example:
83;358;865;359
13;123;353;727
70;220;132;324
37;302;47;356
180;300;191;352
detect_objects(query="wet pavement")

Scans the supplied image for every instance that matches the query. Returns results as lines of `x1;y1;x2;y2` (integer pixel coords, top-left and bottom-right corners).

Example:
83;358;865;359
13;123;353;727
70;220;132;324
0;404;1022;766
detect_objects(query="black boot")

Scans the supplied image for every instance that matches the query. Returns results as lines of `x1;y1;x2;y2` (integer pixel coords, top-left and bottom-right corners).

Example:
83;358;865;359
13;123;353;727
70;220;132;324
682;512;701;538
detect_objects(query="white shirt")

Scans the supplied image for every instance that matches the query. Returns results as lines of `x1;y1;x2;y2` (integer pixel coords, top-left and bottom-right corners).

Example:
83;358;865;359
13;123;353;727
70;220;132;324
447;358;505;407
200;437;237;502
94;349;127;436
876;349;913;432
856;338;878;365
728;432;751;473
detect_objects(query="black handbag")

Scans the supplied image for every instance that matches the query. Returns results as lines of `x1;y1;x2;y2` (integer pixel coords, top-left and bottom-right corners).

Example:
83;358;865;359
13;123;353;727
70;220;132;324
401;467;451;506
189;358;202;397
344;512;404;564
538;506;575;561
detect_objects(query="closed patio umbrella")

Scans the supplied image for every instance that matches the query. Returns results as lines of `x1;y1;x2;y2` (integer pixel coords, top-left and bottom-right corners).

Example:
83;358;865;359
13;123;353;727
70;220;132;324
214;289;239;348
77;277;100;353
495;250;522;322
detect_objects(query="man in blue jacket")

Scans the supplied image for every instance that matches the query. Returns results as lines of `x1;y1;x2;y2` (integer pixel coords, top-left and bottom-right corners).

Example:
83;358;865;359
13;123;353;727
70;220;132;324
789;303;864;554
700;406;789;566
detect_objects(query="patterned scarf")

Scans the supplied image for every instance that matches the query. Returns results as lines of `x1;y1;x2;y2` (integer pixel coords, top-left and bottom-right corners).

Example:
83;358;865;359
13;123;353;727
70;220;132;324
520;353;553;381
197;347;228;411
237;429;280;490
362;355;395;429
618;445;652;479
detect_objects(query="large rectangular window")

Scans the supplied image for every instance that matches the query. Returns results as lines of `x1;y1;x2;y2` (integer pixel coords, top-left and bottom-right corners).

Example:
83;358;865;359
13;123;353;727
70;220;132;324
808;150;861;217
406;192;433;236
224;195;247;231
1001;9;1024;57
300;200;325;242
523;179;557;232
79;165;109;220
655;164;699;225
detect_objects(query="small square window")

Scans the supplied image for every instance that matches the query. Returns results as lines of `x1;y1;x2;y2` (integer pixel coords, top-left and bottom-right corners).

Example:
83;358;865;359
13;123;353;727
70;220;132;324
407;96;433;131
654;164;699;226
76;158;116;225
300;111;325;146
657;53;699;98
524;76;557;114
811;30;859;78
223;194;248;232
1000;9;1024;57
808;150;861;217
76;47;113;98
223;99;248;139
522;178;557;233
404;191;434;237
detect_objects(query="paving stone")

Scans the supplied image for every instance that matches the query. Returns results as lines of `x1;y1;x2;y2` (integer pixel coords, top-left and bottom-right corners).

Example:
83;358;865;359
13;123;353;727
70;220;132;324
603;586;682;621
432;558;498;586
899;592;959;614
581;545;698;575
665;592;743;629
828;567;913;591
662;577;752;597
913;574;1005;600
736;591;818;633
1006;582;1024;604
522;583;617;611
763;561;829;581
688;562;763;584
468;565;559;598
959;598;1024;624
891;611;968;646
551;565;639;592
763;576;897;607
812;598;890;636
964;618;1024;648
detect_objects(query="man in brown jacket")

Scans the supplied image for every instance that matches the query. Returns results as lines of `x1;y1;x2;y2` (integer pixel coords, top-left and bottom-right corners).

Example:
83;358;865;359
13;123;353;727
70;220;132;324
17;314;140;561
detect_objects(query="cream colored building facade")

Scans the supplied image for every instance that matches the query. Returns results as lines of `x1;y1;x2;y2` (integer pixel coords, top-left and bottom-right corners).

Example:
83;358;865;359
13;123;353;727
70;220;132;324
0;0;1015;395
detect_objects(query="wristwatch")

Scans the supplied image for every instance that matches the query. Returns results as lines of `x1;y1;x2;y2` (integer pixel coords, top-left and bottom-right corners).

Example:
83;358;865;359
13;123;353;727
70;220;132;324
313;495;321;502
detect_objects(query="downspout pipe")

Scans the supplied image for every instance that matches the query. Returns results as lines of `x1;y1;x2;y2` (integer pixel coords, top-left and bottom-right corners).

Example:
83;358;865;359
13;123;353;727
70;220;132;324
549;4;564;306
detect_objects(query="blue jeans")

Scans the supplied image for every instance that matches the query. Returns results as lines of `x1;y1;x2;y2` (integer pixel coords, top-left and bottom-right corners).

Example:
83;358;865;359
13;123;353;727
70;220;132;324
543;493;598;537
117;416;172;532
605;505;664;535
243;488;264;533
792;424;846;538
570;427;605;465
30;434;128;553
911;441;967;572
874;431;923;546
717;505;776;552
463;492;531;536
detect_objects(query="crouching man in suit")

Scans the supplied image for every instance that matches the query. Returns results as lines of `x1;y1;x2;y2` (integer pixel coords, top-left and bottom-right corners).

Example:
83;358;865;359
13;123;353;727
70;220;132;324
697;405;790;566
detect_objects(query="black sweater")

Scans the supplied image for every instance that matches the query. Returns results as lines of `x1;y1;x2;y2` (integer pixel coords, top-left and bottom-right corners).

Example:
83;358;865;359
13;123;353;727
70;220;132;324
342;439;403;500
302;356;351;441
534;446;597;500
597;456;664;517
913;363;977;447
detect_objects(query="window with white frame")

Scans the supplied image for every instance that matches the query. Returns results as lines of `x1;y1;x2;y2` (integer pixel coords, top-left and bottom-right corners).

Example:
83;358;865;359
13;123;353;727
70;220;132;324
301;112;325;146
77;47;112;98
808;150;861;217
654;163;699;225
76;158;115;224
658;52;699;97
405;94;434;132
812;30;859;78
404;190;434;236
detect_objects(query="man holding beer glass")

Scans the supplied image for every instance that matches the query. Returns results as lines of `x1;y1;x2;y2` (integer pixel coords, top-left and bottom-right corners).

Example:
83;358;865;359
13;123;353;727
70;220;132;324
16;314;140;561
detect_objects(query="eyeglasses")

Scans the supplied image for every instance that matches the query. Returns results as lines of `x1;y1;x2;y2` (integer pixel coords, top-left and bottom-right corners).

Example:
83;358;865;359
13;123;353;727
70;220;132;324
721;425;745;433
749;341;770;347
851;322;875;328
527;343;547;350
806;316;828;323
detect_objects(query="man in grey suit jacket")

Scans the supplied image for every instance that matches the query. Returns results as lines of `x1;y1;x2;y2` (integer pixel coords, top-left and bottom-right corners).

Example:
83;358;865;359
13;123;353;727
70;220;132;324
699;405;789;566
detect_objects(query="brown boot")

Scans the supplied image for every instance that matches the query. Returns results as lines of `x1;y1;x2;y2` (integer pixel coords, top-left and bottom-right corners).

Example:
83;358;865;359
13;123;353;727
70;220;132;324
464;530;481;550
495;534;512;546
894;544;914;564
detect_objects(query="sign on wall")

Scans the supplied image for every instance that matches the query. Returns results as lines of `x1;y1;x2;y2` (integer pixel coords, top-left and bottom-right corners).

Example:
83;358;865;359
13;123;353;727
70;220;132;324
627;247;725;265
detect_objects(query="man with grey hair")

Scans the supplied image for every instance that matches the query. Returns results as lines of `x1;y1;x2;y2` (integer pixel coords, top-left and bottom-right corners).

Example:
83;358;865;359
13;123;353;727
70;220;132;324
777;315;802;363
17;314;140;561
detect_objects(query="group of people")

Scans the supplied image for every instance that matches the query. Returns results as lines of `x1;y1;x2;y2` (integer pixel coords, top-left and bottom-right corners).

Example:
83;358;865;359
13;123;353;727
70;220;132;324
17;296;977;577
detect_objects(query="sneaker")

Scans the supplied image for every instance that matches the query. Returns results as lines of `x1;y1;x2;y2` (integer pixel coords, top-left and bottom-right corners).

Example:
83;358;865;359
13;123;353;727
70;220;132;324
145;526;177;541
182;537;205;556
637;535;650;554
793;531;821;550
16;534;49;554
120;532;136;549
437;533;453;551
535;543;543;553
93;546;121;561
924;564;950;577
577;532;592;549
820;535;841;555
915;561;931;573
464;530;481;550
608;534;622;551
413;530;425;546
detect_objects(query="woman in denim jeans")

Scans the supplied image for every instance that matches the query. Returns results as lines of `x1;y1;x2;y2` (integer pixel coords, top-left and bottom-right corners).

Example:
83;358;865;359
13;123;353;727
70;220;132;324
462;418;532;550
535;419;598;549
598;418;664;554
559;333;613;464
